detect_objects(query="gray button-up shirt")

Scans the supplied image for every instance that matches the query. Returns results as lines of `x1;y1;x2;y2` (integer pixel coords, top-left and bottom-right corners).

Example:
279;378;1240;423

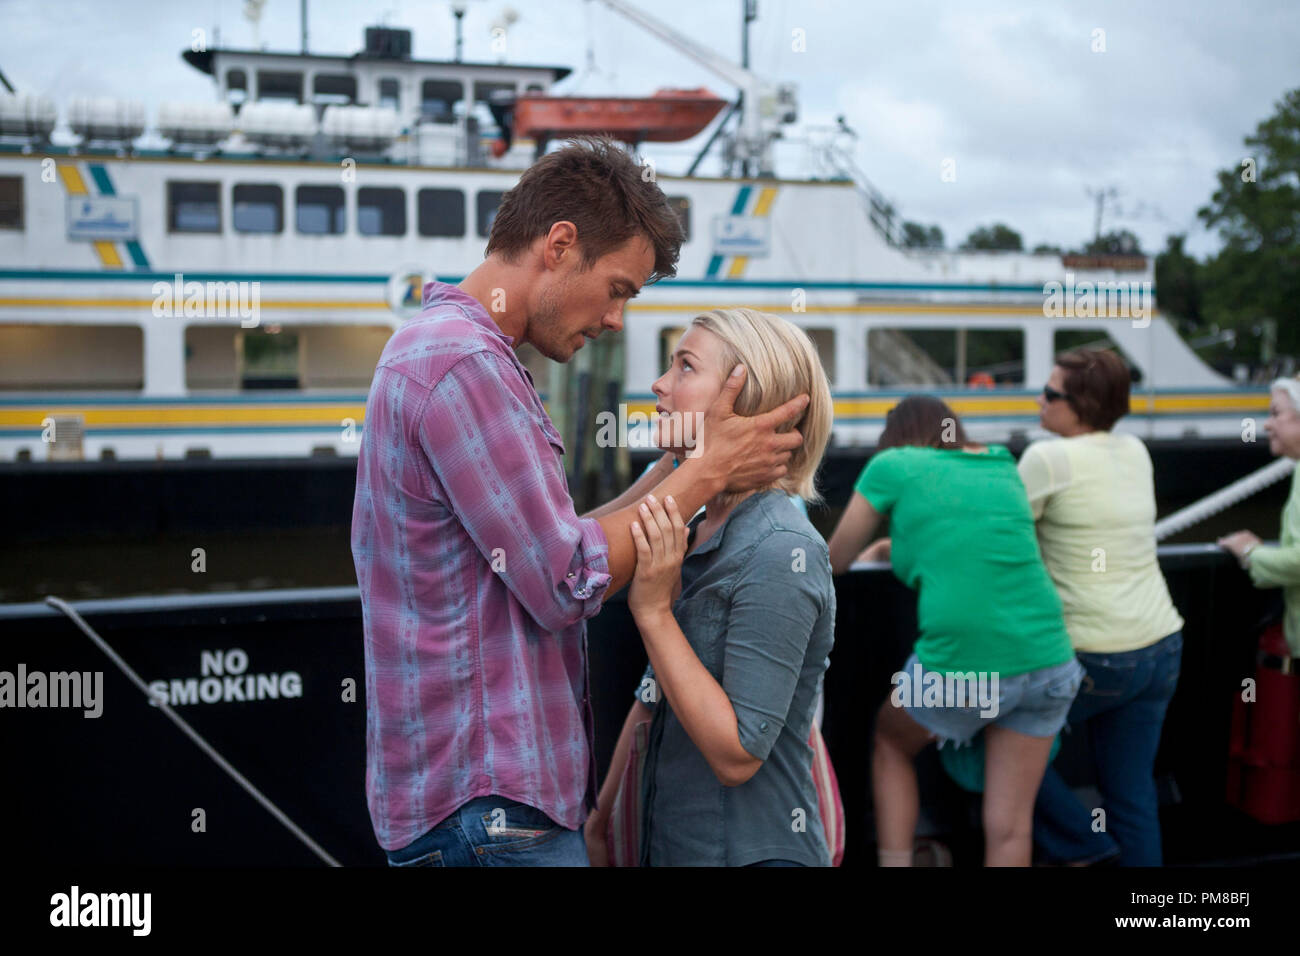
634;489;835;866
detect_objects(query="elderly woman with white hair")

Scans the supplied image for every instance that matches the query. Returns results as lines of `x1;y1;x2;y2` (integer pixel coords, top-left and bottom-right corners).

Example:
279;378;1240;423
1218;374;1300;661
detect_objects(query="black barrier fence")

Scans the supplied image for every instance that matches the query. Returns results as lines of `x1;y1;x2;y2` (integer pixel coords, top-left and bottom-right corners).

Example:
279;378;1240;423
2;546;1298;865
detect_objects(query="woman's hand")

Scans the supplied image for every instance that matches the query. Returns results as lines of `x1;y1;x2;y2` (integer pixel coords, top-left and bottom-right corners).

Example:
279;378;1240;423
584;815;610;867
858;537;892;564
1218;530;1262;566
628;493;687;623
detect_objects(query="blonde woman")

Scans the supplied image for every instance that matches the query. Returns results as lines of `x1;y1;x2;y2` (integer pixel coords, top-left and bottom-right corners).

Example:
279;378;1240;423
585;308;835;866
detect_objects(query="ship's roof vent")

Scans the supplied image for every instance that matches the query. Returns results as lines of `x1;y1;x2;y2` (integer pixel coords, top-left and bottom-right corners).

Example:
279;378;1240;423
158;101;235;146
236;101;317;150
0;92;57;140
321;105;400;152
68;96;146;143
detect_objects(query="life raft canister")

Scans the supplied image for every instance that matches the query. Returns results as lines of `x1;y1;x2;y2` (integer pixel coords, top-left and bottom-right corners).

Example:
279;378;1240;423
1226;622;1300;824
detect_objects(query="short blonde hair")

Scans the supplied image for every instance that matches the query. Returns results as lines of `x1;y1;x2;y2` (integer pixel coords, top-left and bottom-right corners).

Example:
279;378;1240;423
688;308;833;505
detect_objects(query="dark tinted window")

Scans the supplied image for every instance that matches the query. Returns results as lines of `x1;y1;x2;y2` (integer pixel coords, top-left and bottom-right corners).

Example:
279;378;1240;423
232;184;283;234
358;187;406;236
296;185;345;235
477;190;506;238
0;176;22;230
418;188;465;237
168;181;220;233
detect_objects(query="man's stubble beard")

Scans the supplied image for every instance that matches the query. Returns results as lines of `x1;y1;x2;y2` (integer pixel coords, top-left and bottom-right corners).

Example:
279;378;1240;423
528;280;577;363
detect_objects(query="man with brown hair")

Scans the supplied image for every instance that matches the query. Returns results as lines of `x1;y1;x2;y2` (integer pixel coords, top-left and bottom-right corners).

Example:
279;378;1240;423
352;136;808;866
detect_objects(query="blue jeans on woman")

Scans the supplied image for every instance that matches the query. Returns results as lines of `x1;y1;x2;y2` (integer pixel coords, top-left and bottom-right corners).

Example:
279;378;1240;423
1032;631;1182;866
385;795;590;867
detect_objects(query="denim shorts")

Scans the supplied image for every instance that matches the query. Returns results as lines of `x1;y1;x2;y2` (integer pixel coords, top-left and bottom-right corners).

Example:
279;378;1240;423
384;795;589;867
894;652;1084;748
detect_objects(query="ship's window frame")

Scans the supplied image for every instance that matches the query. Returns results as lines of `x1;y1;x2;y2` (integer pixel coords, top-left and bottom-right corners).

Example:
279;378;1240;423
167;180;222;234
476;190;506;238
666;195;691;242
867;326;1026;387
257;70;304;103
0;175;23;230
357;186;407;237
421;80;464;124
238;326;301;390
226;69;248;108
1052;328;1144;385
296;184;346;235
313;73;358;106
232;183;284;234
417;187;466;237
377;77;400;111
803;326;836;385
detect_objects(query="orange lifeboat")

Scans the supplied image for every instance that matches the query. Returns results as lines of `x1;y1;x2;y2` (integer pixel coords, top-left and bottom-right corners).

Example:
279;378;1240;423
511;87;728;145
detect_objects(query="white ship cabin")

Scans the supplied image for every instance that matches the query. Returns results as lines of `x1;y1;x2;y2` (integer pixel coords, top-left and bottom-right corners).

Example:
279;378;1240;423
0;26;1263;462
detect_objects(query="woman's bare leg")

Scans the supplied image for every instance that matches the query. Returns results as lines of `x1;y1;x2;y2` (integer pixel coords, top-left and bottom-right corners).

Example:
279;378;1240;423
872;699;937;865
982;725;1055;866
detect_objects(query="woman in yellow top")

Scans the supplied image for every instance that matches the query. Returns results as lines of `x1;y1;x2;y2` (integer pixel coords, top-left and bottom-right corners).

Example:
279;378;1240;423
1218;375;1300;658
1019;348;1185;866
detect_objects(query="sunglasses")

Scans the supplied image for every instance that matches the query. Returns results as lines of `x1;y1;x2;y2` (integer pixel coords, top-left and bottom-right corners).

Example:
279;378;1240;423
1042;385;1070;403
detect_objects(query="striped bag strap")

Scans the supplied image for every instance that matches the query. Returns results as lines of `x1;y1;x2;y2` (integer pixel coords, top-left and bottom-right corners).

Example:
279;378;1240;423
605;719;651;867
809;720;846;866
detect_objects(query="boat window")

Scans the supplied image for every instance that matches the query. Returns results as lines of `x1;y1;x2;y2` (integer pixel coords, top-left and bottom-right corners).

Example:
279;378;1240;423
1052;329;1144;385
0;324;142;390
0;176;22;230
659;326;688;374
296;185;345;235
239;326;300;389
421;80;464;123
867;327;1024;387
257;71;304;103
666;195;691;242
418;188;466;237
804;327;836;385
232;184;283;234
378;78;400;111
477;190;506;238
226;69;248;107
313;74;357;106
168;181;221;233
358;187;406;236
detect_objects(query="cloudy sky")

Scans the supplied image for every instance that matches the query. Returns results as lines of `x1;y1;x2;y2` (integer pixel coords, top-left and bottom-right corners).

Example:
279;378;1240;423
5;0;1296;258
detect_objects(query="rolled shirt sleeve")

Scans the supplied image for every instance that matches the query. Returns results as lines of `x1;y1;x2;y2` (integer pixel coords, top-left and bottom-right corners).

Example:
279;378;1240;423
418;350;611;632
723;531;831;763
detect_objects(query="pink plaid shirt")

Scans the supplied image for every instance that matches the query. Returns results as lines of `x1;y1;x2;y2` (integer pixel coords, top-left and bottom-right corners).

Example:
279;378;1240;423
352;281;613;851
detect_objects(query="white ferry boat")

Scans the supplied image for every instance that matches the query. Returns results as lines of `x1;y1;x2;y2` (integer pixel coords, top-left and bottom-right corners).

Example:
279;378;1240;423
0;3;1266;464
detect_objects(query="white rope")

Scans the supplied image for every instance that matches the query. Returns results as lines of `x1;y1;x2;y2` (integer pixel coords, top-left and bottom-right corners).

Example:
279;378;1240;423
43;595;343;867
1153;456;1296;541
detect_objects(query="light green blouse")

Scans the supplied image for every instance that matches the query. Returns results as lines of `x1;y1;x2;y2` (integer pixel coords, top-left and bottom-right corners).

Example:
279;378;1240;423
1248;466;1300;657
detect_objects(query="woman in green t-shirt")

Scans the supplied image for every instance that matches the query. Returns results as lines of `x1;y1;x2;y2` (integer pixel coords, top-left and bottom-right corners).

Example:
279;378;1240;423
828;395;1081;866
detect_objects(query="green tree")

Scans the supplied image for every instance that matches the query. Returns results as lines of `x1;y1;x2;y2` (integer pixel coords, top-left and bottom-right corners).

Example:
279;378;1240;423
1154;234;1202;330
1083;229;1143;255
901;221;945;249
1032;243;1064;255
1198;87;1300;353
960;223;1023;251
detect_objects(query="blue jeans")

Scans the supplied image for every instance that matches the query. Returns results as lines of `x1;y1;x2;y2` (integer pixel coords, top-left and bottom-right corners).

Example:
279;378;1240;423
385;796;590;867
1032;631;1183;866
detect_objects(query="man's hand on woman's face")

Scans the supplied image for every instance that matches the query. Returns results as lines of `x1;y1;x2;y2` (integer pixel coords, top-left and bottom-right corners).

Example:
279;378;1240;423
698;364;809;493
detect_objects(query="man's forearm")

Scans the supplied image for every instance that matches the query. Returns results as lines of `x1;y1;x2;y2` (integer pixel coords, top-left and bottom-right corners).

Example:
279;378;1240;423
596;457;722;593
